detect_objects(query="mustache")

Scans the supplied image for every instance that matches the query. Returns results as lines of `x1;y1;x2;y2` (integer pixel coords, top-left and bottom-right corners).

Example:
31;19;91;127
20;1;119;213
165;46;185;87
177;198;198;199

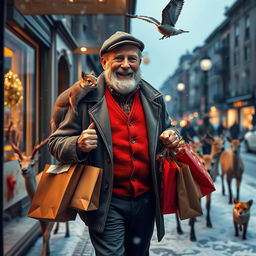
116;69;134;76
104;67;142;94
105;68;141;81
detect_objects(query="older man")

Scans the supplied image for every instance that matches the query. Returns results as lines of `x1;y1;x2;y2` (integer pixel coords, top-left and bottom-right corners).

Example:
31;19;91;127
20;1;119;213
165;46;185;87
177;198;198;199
48;31;179;256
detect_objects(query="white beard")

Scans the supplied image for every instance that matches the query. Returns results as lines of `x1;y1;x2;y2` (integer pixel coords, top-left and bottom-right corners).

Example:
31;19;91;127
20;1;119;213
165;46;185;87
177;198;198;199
104;67;142;94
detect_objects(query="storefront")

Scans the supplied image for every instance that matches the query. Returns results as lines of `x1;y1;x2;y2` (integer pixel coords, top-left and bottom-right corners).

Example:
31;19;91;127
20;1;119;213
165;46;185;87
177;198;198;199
3;12;82;256
227;108;238;128
4;28;38;163
226;94;255;132
3;25;43;256
240;106;255;131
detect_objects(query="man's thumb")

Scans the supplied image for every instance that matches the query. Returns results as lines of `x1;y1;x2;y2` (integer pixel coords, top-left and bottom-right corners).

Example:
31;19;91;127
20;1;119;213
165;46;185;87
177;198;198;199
88;122;95;129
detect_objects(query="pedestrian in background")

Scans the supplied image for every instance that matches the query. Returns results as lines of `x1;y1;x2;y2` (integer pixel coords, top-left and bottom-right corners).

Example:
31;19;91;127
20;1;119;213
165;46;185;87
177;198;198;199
48;31;180;256
180;120;196;143
229;121;240;139
197;114;215;154
217;121;226;137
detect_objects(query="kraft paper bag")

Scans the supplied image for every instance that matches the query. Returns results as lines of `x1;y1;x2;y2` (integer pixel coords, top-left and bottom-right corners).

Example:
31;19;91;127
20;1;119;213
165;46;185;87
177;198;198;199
176;161;203;220
70;165;103;211
28;164;84;222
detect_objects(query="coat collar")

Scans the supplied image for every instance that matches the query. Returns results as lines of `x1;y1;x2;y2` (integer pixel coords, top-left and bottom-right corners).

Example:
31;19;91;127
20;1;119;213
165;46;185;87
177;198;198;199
87;72;163;161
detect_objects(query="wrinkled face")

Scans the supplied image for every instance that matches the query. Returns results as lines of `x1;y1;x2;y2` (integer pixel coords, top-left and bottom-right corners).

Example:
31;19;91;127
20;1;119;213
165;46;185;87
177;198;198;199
101;45;142;94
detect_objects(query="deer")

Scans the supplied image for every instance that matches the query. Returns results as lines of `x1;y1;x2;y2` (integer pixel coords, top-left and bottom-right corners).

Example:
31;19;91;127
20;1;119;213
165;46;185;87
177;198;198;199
220;136;244;204
175;135;224;241
200;135;225;228
7;122;69;256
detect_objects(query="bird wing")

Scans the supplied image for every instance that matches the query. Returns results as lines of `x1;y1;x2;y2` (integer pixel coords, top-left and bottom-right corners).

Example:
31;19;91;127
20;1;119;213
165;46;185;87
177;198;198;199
161;0;184;26
126;14;160;27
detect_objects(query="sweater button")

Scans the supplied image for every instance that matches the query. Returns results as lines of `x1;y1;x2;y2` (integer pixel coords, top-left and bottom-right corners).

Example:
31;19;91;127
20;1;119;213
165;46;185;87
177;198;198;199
128;120;132;126
130;137;136;144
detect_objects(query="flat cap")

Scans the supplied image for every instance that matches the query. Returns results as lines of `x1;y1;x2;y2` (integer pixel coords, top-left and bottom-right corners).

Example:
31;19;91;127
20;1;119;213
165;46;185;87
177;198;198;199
99;31;144;57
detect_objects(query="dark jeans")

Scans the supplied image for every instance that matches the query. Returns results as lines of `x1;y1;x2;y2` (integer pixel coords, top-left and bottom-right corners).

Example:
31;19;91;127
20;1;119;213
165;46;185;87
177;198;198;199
89;192;155;256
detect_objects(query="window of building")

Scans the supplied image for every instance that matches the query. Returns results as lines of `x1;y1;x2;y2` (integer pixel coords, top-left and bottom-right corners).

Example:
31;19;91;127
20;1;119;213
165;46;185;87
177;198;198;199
214;40;220;53
241;106;255;130
244;44;251;61
227;108;238;128
4;29;37;162
245;15;250;40
243;69;250;93
233;51;240;66
234;24;239;47
234;73;239;96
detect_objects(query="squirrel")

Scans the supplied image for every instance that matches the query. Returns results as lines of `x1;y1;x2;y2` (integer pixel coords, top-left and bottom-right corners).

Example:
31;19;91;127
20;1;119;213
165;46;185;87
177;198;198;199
50;71;97;133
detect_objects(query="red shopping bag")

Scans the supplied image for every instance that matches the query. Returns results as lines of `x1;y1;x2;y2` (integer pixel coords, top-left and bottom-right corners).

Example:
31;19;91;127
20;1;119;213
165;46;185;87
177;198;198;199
158;154;177;214
174;142;215;196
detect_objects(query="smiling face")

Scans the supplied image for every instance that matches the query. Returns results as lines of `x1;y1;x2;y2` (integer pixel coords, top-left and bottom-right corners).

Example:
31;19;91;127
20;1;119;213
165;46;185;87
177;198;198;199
101;45;142;94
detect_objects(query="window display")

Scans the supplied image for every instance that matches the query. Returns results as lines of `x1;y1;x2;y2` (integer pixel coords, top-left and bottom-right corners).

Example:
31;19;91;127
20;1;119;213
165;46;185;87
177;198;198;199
4;29;36;162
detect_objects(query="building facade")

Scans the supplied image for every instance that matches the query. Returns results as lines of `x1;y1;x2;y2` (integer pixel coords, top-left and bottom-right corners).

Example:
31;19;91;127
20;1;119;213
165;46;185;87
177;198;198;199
225;0;256;131
160;0;256;133
2;1;136;255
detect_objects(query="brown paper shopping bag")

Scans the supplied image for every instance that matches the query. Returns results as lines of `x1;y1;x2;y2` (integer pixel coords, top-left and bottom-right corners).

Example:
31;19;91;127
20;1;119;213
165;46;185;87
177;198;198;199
70;165;103;211
176;161;203;220
28;164;84;222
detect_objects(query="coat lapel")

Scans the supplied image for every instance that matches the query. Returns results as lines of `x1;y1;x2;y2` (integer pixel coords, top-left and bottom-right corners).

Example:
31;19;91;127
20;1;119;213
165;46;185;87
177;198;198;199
87;74;113;160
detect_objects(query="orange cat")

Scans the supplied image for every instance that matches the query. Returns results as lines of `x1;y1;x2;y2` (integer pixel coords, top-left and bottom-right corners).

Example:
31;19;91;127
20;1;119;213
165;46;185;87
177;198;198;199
50;71;97;133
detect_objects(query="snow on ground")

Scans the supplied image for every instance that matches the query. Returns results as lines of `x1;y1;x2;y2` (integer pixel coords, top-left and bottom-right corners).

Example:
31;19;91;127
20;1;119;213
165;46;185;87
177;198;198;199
150;173;256;256
26;150;256;256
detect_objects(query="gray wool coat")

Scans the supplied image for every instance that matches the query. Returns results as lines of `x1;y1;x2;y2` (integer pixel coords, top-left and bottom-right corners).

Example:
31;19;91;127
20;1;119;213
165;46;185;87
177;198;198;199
48;72;175;242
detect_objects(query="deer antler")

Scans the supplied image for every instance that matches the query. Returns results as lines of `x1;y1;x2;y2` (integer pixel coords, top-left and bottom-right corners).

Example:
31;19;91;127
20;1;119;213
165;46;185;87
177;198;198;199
30;136;50;160
7;121;49;161
200;133;214;144
7;121;24;161
239;137;244;143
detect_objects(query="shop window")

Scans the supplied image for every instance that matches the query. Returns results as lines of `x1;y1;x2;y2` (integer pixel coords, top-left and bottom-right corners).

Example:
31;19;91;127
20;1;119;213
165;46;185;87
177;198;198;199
4;29;37;162
241;106;255;131
227;109;238;128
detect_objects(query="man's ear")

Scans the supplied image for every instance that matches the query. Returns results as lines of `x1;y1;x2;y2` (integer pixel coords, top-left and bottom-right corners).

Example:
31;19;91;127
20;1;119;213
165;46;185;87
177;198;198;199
101;57;107;70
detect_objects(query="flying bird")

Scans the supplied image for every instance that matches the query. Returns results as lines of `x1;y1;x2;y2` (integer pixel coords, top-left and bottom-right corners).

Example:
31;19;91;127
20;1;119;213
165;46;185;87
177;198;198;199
126;0;189;40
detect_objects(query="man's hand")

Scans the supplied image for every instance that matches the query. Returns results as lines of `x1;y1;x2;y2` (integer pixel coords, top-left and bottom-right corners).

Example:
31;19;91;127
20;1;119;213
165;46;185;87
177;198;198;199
160;129;180;148
77;122;98;152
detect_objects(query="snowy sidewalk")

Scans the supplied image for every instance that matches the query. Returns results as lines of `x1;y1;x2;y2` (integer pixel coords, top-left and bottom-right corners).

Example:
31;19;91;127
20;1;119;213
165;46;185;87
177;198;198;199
25;169;256;256
150;175;256;256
